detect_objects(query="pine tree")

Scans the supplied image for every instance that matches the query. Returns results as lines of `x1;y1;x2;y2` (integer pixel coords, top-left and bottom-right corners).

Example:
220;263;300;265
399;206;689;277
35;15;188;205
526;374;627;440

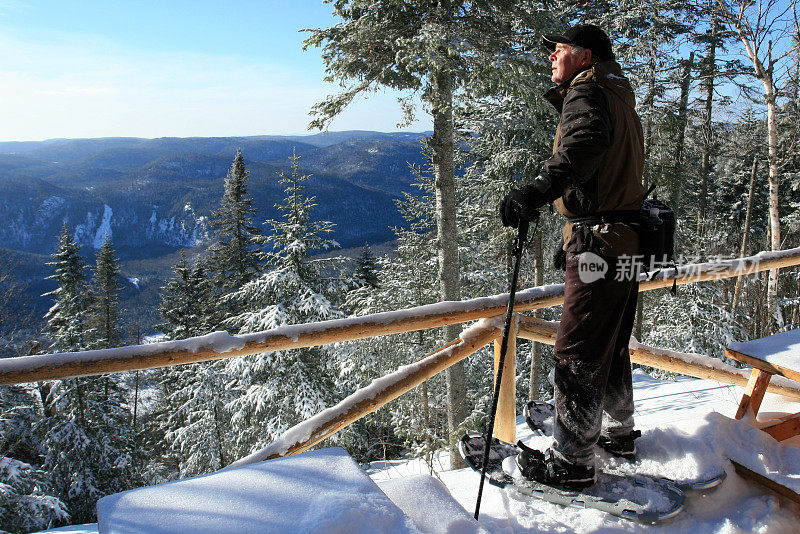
368;190;448;463
44;224;92;353
91;237;122;350
160;361;232;476
306;0;547;466
354;245;379;289
35;377;134;523
158;251;212;340
224;151;344;454
37;226;134;524
338;211;444;462
0;385;68;532
156;251;229;476
206;148;264;324
342;245;381;316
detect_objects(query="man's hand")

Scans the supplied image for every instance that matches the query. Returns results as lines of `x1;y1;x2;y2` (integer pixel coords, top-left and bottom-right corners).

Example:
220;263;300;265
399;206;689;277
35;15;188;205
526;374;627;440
499;184;545;228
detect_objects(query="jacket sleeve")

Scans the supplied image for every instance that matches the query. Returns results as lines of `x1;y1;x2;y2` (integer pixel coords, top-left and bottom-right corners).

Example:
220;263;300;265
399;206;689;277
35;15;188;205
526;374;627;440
535;83;613;200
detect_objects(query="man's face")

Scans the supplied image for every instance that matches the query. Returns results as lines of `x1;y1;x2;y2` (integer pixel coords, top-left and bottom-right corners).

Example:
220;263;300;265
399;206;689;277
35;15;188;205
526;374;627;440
549;44;592;84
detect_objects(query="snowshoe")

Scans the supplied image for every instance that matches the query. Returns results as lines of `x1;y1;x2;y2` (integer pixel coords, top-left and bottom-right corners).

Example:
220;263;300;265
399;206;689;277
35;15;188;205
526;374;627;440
459;432;685;524
516;441;596;491
523;399;727;492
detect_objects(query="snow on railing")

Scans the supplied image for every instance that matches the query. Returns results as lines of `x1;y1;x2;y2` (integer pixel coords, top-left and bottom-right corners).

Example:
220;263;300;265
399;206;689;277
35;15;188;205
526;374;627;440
517;315;800;400
3;246;800;386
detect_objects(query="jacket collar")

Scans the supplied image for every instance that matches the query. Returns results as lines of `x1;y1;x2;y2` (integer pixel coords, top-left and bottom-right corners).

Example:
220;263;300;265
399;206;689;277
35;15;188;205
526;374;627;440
543;61;633;113
543;65;592;113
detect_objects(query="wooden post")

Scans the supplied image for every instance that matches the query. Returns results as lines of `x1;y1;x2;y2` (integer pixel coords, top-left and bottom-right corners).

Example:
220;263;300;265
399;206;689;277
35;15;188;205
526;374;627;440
735;368;774;419
493;319;517;443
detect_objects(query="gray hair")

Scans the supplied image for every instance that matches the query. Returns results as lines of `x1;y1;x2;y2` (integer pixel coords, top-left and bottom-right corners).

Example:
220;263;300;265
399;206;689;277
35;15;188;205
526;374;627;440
570;45;587;56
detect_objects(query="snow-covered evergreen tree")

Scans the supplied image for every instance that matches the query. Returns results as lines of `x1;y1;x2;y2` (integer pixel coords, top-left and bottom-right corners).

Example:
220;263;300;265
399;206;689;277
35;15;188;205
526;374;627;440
206;148;264;324
307;0;550;467
91;237;122;350
156;251;230;477
336;164;463;463
342;245;381;317
158;251;213;340
353;245;379;290
0;385;68;533
44;224;93;353
370;224;448;461
224;151;344;455
35;379;133;523
37;226;134;524
0;455;68;532
161;362;232;476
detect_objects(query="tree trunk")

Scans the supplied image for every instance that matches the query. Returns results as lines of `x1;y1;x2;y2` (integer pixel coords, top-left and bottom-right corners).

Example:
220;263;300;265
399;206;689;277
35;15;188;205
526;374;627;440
636;51;659;342
75;378;86;426
670;52;694;217
641;52;658;190
420;379;433;474
720;5;784;331
529;229;544;401
428;69;466;469
733;156;758;310
698;14;718;238
794;277;800;328
765;72;782;331
213;396;227;467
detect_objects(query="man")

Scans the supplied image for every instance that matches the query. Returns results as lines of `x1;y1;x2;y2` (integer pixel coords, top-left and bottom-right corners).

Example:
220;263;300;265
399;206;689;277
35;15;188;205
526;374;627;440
499;24;645;490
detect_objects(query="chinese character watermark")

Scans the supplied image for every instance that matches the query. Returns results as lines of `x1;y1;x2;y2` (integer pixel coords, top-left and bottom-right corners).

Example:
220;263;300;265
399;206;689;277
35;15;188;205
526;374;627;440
607;253;763;283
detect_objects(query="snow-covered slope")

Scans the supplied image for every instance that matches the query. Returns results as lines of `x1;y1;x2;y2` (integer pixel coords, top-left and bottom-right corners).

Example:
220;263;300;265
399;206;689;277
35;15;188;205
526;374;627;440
96;447;419;534
37;370;800;533
369;370;800;533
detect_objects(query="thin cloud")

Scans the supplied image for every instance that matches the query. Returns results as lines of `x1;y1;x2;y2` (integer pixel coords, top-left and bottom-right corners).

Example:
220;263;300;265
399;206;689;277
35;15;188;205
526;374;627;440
0;29;429;140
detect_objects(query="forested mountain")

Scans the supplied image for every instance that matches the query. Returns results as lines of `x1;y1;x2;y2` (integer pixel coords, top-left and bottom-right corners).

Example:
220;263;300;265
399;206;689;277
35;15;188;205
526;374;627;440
0;132;428;326
0;132;427;257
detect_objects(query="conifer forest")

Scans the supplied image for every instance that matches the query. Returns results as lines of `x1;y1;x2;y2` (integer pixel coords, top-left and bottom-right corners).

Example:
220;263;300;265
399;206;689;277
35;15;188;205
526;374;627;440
2;1;800;531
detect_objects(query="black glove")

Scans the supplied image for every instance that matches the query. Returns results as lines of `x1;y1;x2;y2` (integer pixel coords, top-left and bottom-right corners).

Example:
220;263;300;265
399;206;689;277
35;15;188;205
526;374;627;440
553;247;567;271
499;184;546;228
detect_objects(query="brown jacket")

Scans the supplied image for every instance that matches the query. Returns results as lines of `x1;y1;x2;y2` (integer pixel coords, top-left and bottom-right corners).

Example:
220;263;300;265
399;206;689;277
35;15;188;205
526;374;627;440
543;61;645;257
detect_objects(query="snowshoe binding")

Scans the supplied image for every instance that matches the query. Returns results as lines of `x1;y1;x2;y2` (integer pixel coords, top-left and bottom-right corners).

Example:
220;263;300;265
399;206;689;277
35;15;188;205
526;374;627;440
597;430;641;460
516;441;596;491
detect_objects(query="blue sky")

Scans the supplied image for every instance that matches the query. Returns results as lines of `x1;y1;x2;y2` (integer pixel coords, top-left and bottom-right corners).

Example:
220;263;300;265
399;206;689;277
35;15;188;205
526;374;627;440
0;1;431;141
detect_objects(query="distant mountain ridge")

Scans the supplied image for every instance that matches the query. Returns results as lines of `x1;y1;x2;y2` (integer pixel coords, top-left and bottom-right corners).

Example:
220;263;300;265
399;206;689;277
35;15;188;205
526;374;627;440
0;131;430;259
0;131;429;331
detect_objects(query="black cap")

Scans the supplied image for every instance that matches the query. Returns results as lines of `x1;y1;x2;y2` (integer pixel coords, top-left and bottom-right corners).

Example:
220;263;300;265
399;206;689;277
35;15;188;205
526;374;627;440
542;24;615;62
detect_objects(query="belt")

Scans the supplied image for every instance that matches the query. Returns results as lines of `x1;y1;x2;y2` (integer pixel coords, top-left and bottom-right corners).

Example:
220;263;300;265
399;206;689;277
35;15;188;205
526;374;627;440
566;210;641;226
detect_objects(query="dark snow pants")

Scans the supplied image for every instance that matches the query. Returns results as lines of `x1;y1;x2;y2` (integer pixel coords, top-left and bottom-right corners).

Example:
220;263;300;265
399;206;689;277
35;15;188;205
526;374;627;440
552;252;638;466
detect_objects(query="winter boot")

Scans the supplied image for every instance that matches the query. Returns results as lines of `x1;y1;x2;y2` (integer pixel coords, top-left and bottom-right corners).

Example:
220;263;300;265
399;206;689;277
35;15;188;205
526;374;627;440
597;430;641;460
515;442;596;490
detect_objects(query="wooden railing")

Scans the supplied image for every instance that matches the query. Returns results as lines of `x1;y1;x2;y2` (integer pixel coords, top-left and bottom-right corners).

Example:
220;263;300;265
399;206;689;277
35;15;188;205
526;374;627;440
3;247;800;467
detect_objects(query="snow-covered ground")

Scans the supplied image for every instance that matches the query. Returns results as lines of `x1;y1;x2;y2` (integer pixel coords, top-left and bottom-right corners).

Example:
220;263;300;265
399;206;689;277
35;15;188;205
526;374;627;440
38;370;800;533
368;370;800;533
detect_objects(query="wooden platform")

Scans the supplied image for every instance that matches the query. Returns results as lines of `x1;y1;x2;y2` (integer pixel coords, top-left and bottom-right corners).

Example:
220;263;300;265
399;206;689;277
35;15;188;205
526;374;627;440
728;329;800;384
726;331;800;504
731;460;800;506
726;330;800;439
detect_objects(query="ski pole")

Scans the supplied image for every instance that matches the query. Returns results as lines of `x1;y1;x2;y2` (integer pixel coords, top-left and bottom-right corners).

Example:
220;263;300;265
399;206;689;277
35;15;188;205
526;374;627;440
474;216;532;520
